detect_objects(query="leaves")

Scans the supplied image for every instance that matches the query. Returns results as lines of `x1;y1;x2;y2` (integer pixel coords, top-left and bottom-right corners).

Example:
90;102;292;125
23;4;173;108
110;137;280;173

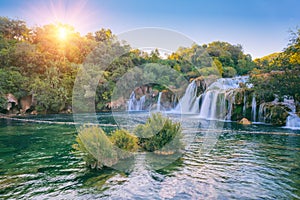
134;113;183;152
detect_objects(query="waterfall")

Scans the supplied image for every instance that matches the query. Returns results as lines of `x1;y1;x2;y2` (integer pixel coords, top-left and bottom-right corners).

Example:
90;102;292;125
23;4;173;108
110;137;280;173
286;114;300;129
128;92;135;111
175;80;198;113
157;92;162;111
225;90;235;120
243;93;247;116
198;85;228;120
284;99;300;129
128;92;146;111
199;91;215;119
190;96;200;113
258;103;266;123
251;94;257;122
196;76;249;120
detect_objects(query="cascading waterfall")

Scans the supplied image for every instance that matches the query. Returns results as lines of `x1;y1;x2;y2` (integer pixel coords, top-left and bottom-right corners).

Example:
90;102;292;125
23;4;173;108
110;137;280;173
258;103;266;123
285;99;300;129
174;80;199;113
251;94;257;122
199;90;220;119
125;75;300;129
173;76;249;120
128;92;146;111
157;92;162;111
286;114;300;129
190;96;201;113
243;94;247;116
225;90;235;120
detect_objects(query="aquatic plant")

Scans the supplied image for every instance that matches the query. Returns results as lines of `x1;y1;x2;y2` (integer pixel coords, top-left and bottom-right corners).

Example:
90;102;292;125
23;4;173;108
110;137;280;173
109;129;139;159
134;113;183;153
73;125;118;169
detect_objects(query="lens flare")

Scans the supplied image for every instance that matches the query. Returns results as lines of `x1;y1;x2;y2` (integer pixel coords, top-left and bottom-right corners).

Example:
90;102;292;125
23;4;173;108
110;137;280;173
57;27;67;40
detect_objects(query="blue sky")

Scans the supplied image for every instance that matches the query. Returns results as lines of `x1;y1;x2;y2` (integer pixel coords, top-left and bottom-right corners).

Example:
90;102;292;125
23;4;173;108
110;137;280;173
0;0;299;58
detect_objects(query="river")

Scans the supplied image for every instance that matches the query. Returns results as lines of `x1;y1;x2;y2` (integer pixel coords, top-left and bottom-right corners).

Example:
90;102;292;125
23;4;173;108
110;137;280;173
0;113;299;199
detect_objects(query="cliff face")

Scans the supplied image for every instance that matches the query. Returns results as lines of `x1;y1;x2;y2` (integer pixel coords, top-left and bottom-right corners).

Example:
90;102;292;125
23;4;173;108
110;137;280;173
1;93;37;115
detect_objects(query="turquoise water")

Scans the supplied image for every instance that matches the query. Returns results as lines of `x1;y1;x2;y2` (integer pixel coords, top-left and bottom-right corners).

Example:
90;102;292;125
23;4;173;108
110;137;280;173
0;113;300;199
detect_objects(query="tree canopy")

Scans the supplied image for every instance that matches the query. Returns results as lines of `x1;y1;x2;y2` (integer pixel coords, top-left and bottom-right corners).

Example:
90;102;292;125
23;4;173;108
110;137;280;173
0;16;299;114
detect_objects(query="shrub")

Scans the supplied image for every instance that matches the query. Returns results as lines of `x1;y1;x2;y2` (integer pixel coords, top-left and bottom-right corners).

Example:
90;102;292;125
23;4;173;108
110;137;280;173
198;67;220;76
134;113;183;153
109;129;139;159
73;125;118;169
223;66;237;77
73;114;184;170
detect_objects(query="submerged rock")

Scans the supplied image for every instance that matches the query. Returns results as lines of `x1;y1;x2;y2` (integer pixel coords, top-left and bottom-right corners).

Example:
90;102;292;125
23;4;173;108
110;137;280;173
239;118;251;125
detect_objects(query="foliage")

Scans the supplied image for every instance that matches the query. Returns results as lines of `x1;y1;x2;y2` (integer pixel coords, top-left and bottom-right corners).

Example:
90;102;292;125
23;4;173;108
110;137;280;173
223;66;237;77
0;17;29;40
110;129;139;159
0;68;27;98
168;41;255;77
30;67;74;113
110;129;139;152
250;28;300;111
1;15;298;116
73;126;118;169
134;113;183;152
73;114;184;170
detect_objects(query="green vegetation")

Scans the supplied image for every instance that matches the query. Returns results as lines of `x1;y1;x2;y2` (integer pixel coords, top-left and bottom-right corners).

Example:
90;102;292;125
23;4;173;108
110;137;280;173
73;114;183;169
0;16;299;118
134;113;183;153
250;29;300;112
73;126;118;169
0;16;258;114
109;129;139;159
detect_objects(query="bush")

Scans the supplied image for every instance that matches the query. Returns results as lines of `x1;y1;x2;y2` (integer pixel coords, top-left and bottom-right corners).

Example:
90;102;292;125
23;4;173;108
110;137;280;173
198;67;220;76
134;113;183;153
223;67;237;77
73;125;118;169
110;129;139;159
73;114;184;170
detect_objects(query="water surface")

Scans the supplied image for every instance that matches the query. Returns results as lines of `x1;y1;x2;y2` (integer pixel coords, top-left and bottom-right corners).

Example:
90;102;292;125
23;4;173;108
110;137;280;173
0;113;299;199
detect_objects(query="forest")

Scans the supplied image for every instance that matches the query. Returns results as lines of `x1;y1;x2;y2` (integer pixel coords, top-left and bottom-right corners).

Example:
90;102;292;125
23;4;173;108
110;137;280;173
0;16;299;115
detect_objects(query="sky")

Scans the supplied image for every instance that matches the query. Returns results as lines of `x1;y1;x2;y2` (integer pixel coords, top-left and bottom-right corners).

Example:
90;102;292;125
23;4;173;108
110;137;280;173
0;0;300;58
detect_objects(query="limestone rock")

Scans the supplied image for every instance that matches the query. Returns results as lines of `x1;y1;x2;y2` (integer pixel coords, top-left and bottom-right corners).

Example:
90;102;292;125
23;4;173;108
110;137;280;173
239;118;251;125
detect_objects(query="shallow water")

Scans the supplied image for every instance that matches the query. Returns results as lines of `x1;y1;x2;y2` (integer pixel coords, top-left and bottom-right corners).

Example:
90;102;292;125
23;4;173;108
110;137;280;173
0;113;300;199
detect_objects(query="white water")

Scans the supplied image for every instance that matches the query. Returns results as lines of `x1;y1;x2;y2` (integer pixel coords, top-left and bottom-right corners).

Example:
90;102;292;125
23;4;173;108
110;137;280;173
251;94;257;122
174;76;249;120
243;94;247;116
258;103;267;123
126;75;300;129
128;92;146;111
199;90;220;119
286;114;300;130
157;92;162;111
190;96;200;113
284;99;300;129
174;80;198;113
225;90;235;120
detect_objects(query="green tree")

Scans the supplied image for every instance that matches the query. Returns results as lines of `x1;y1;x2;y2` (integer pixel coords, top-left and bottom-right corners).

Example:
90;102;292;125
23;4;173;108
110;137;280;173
30;67;71;113
0;17;29;40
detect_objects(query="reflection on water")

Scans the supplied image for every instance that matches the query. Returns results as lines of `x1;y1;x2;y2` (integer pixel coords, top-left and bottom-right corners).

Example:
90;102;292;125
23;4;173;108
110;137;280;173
0;113;300;199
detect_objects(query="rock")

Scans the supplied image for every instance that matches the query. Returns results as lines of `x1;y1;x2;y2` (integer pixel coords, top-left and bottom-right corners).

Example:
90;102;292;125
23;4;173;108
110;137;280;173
30;110;38;115
4;94;18;113
154;150;175;155
239;118;251;125
6;93;18;105
20;95;36;113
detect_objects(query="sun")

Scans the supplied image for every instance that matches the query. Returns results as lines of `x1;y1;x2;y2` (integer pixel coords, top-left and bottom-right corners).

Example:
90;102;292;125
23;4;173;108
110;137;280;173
57;27;68;41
